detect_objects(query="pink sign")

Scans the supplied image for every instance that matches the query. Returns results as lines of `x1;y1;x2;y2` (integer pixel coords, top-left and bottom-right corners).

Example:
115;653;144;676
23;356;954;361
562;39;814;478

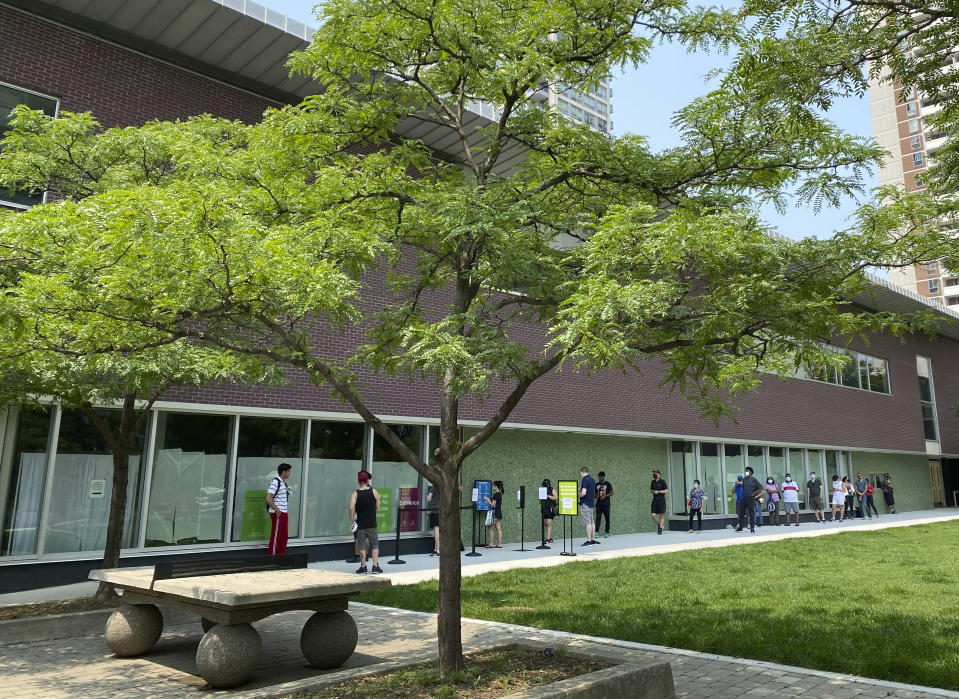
398;487;421;532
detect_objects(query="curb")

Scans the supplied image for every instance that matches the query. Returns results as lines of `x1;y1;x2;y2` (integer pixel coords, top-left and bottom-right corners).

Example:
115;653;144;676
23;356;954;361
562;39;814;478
0;605;198;646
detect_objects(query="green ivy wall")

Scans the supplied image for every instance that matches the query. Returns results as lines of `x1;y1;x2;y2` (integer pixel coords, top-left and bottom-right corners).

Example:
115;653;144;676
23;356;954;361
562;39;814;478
459;428;669;544
849;451;933;513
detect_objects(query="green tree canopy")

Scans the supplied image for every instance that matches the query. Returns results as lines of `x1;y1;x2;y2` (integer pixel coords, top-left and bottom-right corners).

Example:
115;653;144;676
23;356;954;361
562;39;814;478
2;0;957;670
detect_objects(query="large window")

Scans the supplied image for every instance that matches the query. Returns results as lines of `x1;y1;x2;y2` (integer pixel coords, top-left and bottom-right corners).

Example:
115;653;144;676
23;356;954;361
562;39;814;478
305;421;365;537
231;417;303;542
917;356;939;442
722;443;743;515
372;425;423;533
799;347;891;395
43;408;146;554
145;412;232;547
670;441;694;514
0;83;58;208
1;406;52;556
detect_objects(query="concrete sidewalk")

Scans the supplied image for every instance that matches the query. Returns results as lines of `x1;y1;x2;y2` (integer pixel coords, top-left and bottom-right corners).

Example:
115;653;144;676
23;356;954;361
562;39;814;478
1;511;957;698
1;508;957;604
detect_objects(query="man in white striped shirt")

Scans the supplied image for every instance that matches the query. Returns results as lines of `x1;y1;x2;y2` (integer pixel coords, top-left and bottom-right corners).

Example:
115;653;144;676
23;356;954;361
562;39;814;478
266;463;292;555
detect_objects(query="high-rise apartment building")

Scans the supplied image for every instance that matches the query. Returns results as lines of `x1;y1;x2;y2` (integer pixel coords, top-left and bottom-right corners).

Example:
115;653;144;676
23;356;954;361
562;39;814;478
869;65;959;308
468;76;614;134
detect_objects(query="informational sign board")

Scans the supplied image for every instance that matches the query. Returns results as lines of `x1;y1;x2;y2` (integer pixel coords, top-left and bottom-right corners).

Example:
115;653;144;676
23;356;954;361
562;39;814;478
475;480;492;511
557;480;579;516
375;488;393;532
240;490;269;541
398;487;421;532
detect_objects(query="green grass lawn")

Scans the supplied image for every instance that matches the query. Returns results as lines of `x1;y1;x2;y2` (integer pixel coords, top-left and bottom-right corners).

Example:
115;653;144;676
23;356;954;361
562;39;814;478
357;521;959;690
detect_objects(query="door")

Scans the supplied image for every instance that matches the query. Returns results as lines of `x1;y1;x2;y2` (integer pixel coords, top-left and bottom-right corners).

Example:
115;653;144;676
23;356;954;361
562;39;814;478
929;460;945;507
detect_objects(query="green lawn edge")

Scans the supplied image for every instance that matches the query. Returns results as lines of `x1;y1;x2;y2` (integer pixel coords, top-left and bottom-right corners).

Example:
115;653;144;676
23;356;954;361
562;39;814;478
356;522;959;690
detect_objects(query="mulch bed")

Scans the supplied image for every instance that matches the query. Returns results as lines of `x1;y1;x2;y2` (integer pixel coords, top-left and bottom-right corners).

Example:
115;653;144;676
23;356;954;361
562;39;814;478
300;644;613;698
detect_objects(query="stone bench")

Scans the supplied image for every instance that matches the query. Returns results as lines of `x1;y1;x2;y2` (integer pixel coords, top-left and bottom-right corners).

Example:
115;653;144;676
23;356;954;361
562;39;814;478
89;562;391;688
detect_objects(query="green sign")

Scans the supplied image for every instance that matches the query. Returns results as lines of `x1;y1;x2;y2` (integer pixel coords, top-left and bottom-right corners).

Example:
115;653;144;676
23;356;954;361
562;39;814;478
557;480;579;516
375;488;393;532
240;489;269;541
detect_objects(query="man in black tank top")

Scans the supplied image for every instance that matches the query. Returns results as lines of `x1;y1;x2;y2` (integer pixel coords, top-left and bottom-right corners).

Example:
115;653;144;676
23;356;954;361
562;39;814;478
349;471;382;573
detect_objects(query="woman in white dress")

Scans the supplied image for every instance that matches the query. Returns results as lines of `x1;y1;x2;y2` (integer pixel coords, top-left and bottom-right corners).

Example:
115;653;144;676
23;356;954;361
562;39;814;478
830;475;846;522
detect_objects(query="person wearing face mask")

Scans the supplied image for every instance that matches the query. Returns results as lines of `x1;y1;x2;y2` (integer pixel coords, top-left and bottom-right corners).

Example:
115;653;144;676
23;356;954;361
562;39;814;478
687;479;705;533
830;474;846;522
735;466;763;533
595;471;613;538
765;476;781;526
781;473;800;526
806;471;825;523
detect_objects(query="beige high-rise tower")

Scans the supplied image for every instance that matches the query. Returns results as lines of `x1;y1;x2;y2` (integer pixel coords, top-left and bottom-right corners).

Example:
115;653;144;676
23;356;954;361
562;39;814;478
869;65;958;307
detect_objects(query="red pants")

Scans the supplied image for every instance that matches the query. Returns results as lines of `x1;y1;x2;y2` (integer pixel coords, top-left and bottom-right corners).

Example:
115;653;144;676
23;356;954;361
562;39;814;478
268;511;288;555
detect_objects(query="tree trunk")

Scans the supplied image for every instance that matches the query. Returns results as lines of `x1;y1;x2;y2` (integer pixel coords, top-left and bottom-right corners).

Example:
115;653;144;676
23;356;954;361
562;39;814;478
95;445;130;601
436;466;465;673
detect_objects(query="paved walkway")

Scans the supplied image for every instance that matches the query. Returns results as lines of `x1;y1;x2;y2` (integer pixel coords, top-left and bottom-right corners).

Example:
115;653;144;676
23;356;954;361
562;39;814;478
1;510;957;698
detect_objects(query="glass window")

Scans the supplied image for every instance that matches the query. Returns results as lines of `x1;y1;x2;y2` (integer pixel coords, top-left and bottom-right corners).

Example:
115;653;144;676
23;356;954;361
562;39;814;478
746;445;765;481
911;135;922;150
699;443;721;514
372;425;423;533
764;445;785;491
1;406;52;556
915;174;926;189
0;83;58;208
44;408;147;554
789;448;806;507
824;450;840;490
839;353;860;388
858;355;871;391
908;118;920;133
929;279;939;294
723;443;743;515
922;404;938;440
925;262;938;275
305;421;365;538
670;441;695;514
906;101;917;115
868;358;890;394
145;412;231;547
913;152;924;167
232;417;303;542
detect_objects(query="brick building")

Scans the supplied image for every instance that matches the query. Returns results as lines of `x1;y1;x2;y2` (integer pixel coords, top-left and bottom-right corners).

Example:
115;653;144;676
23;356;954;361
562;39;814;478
1;0;958;591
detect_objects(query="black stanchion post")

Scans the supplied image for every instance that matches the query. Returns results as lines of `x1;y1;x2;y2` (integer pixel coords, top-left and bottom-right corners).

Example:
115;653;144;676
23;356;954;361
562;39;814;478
560;515;575;556
515;485;528;552
387;505;406;565
465;508;482;556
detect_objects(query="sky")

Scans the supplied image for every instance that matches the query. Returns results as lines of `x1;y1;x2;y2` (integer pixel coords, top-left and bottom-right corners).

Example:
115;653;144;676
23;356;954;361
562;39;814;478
263;0;877;242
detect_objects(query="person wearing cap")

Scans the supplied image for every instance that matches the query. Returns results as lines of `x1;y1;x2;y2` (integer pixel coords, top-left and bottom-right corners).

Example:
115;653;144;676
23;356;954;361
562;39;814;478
348;469;373;563
735;466;762;532
349;471;383;573
732;474;744;517
266;463;292;555
649;469;668;535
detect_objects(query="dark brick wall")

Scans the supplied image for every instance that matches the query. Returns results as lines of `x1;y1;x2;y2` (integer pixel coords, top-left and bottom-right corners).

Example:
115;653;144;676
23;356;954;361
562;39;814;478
0;5;273;126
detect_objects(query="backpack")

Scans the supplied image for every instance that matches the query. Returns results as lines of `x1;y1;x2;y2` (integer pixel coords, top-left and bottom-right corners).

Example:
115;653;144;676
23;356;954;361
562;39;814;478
266;477;285;512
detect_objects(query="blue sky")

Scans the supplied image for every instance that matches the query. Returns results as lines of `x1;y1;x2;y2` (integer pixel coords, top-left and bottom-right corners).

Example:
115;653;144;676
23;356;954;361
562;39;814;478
264;0;876;242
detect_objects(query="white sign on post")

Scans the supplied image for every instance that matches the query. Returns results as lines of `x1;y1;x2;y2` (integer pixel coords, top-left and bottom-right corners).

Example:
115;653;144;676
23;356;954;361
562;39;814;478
538;487;547;500
471;487;479;503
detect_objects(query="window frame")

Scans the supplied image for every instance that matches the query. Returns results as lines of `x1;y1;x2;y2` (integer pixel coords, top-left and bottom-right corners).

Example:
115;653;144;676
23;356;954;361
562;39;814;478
0;81;60;210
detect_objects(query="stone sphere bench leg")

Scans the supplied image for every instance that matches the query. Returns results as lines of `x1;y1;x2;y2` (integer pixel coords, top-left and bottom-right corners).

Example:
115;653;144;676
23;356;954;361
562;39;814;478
105;603;163;657
200;617;217;633
196;622;262;688
300;610;358;669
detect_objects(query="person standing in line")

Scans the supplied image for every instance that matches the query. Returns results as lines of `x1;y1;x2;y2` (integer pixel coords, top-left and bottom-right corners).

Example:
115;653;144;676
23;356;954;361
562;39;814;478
806;471;826;523
864;480;880;518
349;471;382;573
855;473;870;519
348;468;373;563
540;478;558;543
266;463;292;556
650;469;669;535
829;474;846;522
580;467;599;545
765;476;781;526
753;483;765;528
781;473;800;526
842;476;855;518
736;466;762;532
688;479;705;533
484;480;504;548
733;475;744;510
881;476;896;513
595;471;614;538
426;483;441;556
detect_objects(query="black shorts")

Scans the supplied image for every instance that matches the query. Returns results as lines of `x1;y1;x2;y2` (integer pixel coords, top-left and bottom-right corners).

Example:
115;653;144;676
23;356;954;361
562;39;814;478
651;499;666;514
429;512;439;529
